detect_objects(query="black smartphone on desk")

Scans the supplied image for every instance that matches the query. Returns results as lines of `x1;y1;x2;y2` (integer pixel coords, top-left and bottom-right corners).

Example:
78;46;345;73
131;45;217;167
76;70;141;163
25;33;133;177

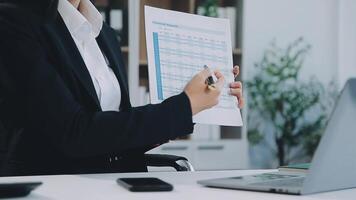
117;178;173;192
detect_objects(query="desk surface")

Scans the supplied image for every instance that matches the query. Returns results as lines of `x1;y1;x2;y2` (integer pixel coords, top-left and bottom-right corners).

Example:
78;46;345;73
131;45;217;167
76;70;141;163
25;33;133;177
0;170;355;200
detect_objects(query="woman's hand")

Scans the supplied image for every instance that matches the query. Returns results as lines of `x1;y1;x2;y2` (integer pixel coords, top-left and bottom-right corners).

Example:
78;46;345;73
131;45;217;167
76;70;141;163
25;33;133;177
184;68;225;115
230;65;244;109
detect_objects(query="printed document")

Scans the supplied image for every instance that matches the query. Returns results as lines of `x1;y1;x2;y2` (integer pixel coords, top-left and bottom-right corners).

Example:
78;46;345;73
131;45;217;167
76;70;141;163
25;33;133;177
145;6;243;126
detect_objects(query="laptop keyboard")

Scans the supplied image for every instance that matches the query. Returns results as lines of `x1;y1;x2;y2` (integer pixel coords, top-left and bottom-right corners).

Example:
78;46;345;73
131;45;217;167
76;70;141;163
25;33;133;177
251;177;305;188
252;173;301;180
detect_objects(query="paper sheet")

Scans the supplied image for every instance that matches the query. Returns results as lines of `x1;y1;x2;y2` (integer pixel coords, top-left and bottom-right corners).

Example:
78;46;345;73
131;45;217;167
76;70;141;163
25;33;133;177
145;6;243;126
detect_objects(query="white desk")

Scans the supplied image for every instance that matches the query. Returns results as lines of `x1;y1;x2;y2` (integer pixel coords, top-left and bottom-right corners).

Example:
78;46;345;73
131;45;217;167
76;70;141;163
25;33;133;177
1;170;355;200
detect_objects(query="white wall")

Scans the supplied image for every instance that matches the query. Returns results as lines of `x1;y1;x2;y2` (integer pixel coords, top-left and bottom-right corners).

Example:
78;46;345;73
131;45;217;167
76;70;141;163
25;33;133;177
243;0;339;84
338;0;356;87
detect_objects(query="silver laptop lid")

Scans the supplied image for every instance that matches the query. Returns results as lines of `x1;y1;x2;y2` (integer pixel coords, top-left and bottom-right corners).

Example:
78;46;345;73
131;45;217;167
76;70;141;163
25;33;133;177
302;78;356;194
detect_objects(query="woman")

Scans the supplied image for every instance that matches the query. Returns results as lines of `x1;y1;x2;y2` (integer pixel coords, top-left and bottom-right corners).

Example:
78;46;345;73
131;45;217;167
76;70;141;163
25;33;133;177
0;0;244;176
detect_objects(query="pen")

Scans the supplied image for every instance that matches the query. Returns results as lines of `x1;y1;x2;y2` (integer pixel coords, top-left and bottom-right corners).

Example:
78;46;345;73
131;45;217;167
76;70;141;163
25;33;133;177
204;65;216;90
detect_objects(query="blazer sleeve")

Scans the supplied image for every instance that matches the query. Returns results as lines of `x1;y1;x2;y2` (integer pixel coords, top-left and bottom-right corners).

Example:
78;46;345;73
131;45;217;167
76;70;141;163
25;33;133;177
0;11;194;158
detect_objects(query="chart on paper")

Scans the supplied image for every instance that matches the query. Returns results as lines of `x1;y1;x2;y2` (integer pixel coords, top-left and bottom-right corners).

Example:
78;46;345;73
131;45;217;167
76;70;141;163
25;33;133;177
145;6;242;126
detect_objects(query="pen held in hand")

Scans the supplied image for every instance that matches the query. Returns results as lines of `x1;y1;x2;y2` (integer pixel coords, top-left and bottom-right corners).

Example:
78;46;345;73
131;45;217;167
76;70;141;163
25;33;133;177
204;65;216;90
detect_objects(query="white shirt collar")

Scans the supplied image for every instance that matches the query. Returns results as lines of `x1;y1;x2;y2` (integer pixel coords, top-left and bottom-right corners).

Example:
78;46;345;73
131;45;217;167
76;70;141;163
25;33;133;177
58;0;103;40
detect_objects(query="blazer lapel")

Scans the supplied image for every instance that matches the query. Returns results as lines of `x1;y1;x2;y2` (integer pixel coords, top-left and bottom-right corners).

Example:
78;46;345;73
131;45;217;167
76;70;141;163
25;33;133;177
43;16;101;108
96;25;131;109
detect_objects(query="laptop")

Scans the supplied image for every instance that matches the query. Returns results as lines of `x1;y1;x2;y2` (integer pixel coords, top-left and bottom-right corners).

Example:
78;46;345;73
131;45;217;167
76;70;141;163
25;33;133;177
198;78;356;195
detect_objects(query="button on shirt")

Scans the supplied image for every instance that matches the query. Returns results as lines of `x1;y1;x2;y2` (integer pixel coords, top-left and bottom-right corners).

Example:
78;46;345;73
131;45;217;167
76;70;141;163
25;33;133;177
58;0;121;111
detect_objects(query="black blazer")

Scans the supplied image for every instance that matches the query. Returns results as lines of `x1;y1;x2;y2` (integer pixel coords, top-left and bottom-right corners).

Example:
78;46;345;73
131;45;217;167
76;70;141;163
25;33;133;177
0;4;194;176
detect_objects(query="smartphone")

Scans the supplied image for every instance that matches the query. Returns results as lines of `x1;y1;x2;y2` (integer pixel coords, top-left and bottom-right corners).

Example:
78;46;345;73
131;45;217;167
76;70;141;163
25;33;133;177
117;178;173;192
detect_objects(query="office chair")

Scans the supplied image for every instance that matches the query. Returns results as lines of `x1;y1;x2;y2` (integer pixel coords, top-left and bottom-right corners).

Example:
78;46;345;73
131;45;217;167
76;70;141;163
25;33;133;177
144;154;194;172
0;60;194;175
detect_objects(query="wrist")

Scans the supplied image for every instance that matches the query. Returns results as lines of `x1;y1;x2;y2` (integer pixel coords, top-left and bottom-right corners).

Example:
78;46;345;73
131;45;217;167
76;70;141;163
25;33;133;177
184;91;201;115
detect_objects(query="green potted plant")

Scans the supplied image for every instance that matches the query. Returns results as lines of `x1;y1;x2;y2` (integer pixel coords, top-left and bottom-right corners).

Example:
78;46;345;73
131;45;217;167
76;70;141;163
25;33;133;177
246;38;337;166
200;0;219;17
